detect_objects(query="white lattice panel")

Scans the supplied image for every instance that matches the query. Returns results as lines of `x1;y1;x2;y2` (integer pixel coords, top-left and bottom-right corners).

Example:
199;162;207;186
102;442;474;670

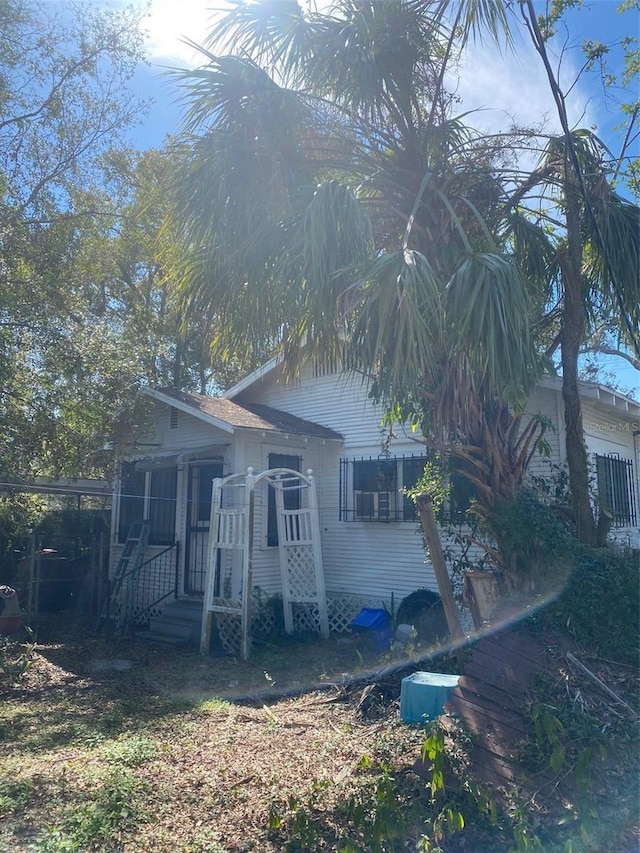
214;598;281;653
292;603;322;634
130;600;164;625
286;545;318;599
115;581;168;627
202;467;330;656
326;595;389;634
252;608;278;640
215;612;242;654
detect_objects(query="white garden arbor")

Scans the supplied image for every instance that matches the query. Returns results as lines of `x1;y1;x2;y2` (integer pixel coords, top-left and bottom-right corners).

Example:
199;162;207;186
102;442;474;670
200;467;329;658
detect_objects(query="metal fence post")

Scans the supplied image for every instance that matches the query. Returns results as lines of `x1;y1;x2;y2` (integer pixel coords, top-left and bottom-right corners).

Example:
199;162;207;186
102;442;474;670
26;534;36;620
174;541;180;599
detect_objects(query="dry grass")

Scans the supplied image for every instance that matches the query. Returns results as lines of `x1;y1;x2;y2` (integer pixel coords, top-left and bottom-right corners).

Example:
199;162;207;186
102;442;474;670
1;617;638;853
0;622;432;853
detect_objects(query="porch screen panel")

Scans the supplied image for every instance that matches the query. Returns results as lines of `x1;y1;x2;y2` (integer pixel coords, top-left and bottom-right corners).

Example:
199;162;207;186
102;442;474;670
148;466;178;545
185;461;224;596
118;462;145;542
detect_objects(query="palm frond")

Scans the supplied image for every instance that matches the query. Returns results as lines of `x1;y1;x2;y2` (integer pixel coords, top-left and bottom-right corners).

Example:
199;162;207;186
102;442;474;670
297;1;446;129
345;248;444;402
445;252;539;396
585;189;640;343
278;180;374;361
202;0;322;86
505;210;557;307
433;0;514;48
170;53;310;140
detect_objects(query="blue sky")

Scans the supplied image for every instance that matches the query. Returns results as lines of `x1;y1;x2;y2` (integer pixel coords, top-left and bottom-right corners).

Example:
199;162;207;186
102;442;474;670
131;1;638;147
125;0;639;395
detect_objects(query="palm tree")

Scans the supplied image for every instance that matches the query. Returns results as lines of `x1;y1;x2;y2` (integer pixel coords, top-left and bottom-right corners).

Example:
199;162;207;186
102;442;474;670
505;129;639;545
171;6;537;408
168;1;553;596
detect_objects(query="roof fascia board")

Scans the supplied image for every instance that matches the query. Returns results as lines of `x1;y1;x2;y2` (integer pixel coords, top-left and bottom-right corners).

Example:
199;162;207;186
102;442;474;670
223;355;281;399
539;375;640;417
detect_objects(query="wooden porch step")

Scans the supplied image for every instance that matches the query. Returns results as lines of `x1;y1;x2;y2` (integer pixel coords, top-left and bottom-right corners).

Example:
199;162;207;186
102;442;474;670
148;615;197;641
136;628;192;647
144;598;204;646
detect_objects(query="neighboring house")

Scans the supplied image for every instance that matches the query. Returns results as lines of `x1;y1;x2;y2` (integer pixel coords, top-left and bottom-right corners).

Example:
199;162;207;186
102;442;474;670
109;362;640;635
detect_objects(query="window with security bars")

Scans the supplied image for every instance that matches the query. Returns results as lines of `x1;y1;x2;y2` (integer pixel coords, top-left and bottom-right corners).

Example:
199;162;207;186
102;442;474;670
340;455;476;523
595;453;637;527
340;456;426;522
118;461;177;545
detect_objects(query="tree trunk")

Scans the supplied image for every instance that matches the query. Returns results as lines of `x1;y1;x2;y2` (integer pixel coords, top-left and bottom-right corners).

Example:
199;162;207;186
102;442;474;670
559;166;599;547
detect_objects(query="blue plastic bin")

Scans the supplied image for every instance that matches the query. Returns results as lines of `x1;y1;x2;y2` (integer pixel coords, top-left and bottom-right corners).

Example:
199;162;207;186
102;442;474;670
400;671;460;724
350;607;392;653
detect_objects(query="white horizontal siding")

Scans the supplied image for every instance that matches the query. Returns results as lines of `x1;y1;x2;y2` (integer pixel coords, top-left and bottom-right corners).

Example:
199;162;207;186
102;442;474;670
582;402;637;459
237;431;331;595
116;376;639;615
522;386;564;485
238;366;598;602
235;364;393;452
225;430;439;601
582;402;640;547
314;443;438;600
138;402;233;457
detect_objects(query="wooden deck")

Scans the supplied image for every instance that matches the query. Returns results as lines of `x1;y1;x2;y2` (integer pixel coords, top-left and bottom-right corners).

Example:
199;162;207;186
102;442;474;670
406;625;639;849
441;629;549;793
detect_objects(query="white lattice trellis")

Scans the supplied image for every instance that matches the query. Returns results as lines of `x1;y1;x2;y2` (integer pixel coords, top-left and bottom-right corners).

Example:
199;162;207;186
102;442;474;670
200;472;253;658
272;469;329;639
200;467;329;659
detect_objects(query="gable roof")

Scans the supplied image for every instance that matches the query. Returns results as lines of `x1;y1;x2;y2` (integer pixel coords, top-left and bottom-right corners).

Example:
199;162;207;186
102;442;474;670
225;360;640;421
223;356;280;400
144;387;343;441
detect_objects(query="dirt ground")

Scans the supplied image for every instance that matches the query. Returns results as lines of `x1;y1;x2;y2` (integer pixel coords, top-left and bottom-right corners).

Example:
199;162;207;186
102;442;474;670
1;620;438;852
1;617;638;853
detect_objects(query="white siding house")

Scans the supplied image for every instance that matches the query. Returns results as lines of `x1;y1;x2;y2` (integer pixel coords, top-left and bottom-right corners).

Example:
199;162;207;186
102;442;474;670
110;366;640;631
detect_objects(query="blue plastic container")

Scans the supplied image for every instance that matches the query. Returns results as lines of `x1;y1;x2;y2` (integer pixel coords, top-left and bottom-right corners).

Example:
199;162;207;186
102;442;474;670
400;671;460;724
350;607;392;653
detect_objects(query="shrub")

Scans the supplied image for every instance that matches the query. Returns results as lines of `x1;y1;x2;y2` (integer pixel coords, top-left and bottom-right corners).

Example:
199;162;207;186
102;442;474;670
0;630;36;686
488;487;575;592
544;546;639;665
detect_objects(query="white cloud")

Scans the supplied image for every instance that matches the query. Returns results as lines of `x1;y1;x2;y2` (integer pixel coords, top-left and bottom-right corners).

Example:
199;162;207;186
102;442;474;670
450;33;597;139
144;0;222;65
142;1;599;141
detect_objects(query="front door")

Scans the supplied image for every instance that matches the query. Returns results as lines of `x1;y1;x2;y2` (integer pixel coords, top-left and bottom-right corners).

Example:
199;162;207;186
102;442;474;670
185;461;223;595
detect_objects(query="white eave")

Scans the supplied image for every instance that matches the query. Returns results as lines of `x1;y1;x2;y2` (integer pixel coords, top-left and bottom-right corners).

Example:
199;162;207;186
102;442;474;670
223;355;281;400
540;375;640;418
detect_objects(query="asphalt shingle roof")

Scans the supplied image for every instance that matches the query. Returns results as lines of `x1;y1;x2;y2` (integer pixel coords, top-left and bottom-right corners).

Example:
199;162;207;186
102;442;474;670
151;388;343;441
